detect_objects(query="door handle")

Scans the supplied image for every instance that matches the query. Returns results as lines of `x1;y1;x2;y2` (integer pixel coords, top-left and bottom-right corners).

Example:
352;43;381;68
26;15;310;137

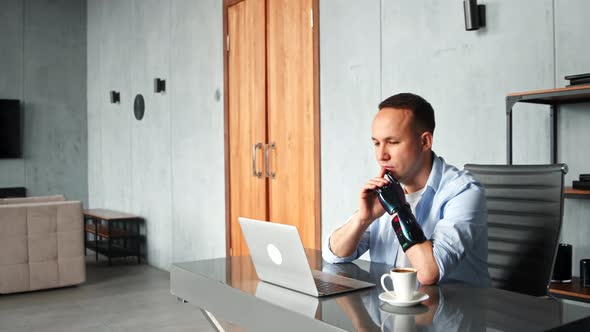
252;143;263;178
265;142;276;179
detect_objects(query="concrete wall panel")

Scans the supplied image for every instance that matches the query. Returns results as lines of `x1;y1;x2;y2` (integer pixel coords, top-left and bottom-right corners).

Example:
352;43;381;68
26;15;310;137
0;0;25;187
319;0;382;256
129;0;172;269
23;0;87;203
169;0;225;263
87;0;224;268
98;0;133;211
381;0;554;168
87;0;103;208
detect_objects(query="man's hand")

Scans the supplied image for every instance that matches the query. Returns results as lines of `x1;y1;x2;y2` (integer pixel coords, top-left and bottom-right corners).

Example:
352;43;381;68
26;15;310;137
328;169;390;258
375;171;408;215
375;170;427;252
357;168;389;225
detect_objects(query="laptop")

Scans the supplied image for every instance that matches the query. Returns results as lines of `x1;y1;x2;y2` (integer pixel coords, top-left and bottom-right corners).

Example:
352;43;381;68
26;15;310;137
239;217;375;297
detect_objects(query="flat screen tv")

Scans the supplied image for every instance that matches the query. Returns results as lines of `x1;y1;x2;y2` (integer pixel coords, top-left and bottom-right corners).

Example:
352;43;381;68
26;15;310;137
0;99;22;158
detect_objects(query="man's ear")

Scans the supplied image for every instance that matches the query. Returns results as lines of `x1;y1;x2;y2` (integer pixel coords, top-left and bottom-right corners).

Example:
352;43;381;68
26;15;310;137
420;132;433;151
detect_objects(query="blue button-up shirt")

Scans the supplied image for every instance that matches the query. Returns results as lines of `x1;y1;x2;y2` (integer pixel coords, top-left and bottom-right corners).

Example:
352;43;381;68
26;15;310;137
323;153;491;287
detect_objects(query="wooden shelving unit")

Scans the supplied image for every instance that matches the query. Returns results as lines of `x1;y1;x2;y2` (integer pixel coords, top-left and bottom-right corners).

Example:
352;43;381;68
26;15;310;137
564;187;590;199
506;86;590;303
83;209;143;264
507;86;590;199
550;277;590;303
506;85;590;165
84;224;130;238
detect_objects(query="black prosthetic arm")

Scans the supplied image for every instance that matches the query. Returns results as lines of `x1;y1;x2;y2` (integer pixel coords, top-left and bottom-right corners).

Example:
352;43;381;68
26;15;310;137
375;171;427;251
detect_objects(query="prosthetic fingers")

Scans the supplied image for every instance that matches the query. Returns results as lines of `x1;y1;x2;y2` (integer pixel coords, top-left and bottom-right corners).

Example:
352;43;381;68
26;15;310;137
375;171;426;251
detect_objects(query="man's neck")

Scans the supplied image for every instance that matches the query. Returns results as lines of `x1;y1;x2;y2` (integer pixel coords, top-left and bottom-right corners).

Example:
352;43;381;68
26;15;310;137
403;152;434;194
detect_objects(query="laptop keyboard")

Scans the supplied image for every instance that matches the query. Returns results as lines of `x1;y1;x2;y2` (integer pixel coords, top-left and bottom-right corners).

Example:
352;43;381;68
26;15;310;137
313;278;354;294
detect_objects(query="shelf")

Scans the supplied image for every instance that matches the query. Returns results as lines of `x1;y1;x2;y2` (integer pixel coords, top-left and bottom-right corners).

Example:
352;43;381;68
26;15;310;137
86;240;139;258
84;209;140;220
84;224;134;238
550;277;590;302
83;208;142;264
564;187;590;199
506;85;590;165
508;86;590;105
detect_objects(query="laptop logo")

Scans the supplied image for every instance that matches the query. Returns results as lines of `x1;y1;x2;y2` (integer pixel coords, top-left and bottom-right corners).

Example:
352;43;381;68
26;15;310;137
266;243;283;265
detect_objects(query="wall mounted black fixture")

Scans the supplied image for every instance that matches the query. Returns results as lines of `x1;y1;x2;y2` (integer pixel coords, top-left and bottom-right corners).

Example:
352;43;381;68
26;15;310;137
154;78;166;93
110;91;120;104
463;0;486;31
134;94;145;120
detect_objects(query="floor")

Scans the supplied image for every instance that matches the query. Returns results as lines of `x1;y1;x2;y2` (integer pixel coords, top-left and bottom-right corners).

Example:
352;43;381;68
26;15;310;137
0;256;219;332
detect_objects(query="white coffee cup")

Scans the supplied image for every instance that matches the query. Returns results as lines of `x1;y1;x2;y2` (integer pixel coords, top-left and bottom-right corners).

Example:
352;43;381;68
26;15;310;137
380;267;417;301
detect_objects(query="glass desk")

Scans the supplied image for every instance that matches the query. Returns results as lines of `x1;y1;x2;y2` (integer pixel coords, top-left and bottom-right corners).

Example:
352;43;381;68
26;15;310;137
170;250;590;331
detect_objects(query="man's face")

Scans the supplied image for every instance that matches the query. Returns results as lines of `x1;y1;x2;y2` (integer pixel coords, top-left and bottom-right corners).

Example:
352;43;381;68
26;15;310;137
371;107;429;183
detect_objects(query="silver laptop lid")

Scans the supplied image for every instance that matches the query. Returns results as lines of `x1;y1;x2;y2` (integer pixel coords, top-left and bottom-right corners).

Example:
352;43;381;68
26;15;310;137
239;217;319;296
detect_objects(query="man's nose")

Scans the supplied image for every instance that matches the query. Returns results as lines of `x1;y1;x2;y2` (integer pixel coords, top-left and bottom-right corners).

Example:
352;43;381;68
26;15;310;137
377;146;390;160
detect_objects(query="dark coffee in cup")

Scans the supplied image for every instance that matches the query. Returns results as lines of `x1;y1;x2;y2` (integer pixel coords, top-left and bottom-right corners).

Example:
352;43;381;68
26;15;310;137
392;268;415;273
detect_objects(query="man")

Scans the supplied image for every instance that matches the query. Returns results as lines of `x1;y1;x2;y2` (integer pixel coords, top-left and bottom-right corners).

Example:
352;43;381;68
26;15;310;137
323;93;490;287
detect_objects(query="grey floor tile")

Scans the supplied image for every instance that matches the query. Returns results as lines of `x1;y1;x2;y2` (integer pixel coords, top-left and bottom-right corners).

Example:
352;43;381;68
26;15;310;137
0;256;215;332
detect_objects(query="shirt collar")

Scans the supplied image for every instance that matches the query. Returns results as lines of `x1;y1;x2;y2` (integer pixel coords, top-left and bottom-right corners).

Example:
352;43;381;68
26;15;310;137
424;151;443;194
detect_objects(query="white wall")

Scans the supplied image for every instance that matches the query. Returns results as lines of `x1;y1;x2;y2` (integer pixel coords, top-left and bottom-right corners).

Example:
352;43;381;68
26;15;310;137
319;0;382;255
320;0;590;271
169;0;225;264
87;0;224;270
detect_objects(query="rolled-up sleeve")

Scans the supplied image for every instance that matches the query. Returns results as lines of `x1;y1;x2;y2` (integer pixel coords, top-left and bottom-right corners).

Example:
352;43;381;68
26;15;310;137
322;217;371;263
431;183;487;281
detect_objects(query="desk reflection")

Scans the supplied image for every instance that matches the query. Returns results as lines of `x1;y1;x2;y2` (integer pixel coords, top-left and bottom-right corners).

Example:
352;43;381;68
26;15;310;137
321;261;495;332
327;282;465;331
255;281;319;318
173;253;590;331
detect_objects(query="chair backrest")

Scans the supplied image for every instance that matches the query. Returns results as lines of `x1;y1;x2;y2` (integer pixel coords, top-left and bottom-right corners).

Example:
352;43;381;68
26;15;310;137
464;163;567;296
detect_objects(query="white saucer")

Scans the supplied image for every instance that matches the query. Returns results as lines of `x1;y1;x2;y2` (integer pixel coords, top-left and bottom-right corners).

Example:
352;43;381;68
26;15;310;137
378;291;429;307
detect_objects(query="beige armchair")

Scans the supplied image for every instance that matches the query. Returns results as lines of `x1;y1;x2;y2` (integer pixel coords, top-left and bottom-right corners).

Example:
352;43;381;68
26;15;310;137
0;196;85;294
0;194;65;205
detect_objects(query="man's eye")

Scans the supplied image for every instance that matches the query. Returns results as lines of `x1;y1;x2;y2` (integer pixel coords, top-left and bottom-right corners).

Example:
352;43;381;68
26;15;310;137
388;141;399;145
373;142;380;147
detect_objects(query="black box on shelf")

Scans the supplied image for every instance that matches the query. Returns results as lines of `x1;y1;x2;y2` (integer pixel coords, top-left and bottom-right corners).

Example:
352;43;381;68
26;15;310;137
573;181;590;190
565;73;590;87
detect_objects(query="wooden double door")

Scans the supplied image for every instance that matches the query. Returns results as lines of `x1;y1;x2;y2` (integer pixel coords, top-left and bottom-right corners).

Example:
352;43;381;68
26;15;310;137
225;0;320;256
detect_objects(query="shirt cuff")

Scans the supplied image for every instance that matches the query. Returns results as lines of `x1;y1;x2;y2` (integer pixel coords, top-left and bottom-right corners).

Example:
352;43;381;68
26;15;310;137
322;234;358;263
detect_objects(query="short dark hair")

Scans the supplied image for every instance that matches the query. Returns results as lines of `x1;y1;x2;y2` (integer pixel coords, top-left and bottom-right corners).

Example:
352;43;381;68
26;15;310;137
378;93;435;134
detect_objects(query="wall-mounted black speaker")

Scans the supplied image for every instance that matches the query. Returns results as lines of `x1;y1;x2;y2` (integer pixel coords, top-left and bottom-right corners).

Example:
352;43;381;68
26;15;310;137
154;78;166;93
110;91;120;104
552;243;572;283
464;0;486;31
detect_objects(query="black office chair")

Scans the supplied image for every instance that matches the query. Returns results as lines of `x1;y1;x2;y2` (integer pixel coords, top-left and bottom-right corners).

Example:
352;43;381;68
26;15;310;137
464;163;567;297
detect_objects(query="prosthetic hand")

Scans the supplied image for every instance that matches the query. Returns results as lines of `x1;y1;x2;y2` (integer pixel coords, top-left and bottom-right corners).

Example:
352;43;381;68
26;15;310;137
375;171;426;251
